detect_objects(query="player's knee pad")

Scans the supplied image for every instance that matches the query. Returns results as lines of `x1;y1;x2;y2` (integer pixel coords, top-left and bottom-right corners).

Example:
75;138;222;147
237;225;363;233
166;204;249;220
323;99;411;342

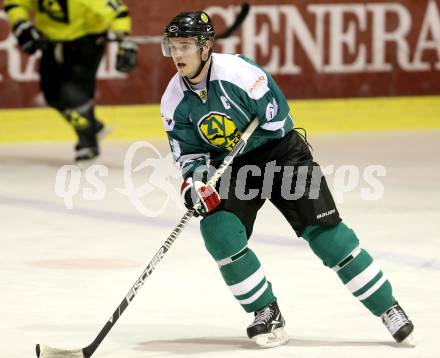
200;210;248;262
302;221;359;268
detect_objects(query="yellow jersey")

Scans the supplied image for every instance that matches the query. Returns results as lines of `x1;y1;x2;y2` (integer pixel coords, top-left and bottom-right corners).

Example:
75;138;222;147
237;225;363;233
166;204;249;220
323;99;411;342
4;0;131;41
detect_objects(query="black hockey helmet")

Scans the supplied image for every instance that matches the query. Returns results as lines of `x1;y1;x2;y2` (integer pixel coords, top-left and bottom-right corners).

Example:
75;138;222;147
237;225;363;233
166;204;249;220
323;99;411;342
165;11;215;41
162;11;215;57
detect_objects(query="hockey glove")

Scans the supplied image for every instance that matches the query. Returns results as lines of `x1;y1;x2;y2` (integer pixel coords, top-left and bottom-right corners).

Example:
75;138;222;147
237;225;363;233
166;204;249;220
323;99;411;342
181;177;221;217
116;39;138;73
13;21;47;55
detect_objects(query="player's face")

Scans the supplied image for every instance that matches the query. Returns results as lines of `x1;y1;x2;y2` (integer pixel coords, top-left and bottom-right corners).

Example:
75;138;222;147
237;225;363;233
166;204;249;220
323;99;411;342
168;37;202;77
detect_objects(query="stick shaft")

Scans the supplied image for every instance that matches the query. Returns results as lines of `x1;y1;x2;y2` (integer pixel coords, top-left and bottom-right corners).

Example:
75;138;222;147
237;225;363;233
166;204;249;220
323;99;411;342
82;210;193;356
216;3;250;39
82;118;258;357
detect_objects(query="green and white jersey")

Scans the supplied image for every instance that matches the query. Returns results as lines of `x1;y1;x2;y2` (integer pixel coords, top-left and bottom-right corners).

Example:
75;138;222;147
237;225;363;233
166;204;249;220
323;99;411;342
160;53;294;179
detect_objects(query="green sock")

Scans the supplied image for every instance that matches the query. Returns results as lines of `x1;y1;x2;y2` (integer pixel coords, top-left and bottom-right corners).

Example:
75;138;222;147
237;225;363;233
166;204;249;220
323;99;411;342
219;248;276;313
336;248;396;316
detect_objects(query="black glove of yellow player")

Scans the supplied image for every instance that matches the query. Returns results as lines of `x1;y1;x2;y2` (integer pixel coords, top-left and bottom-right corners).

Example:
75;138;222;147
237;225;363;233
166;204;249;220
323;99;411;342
116;40;138;73
13;20;47;55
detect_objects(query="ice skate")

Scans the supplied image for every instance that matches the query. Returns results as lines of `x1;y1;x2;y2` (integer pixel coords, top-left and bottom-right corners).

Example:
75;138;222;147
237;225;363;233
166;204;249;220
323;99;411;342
74;145;99;171
74;120;108;165
75;145;99;162
381;302;415;347
247;301;288;348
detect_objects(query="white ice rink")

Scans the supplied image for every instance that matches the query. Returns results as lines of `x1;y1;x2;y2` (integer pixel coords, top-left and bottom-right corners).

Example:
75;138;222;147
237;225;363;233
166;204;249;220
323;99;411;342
1;131;439;358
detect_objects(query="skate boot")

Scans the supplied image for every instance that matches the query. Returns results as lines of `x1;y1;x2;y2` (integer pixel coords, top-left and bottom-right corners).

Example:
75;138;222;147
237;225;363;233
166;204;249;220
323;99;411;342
74;120;110;166
74;121;105;164
381;302;415;346
247;301;288;348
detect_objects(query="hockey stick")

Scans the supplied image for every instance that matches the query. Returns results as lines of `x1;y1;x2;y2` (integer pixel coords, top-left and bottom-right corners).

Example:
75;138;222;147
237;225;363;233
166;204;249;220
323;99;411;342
35;117;259;358
216;3;250;40
109;3;250;44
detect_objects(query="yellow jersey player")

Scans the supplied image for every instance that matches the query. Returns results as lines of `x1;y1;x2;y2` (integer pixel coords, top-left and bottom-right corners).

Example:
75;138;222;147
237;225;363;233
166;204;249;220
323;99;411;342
4;0;138;161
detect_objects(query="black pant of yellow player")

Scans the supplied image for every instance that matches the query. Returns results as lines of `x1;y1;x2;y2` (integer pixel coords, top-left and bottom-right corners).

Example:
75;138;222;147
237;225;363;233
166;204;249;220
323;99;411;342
40;34;107;161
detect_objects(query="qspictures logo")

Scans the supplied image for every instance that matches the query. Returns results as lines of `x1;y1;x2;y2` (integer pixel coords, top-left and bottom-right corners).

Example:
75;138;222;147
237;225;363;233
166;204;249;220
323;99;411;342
54;142;387;217
54;142;182;217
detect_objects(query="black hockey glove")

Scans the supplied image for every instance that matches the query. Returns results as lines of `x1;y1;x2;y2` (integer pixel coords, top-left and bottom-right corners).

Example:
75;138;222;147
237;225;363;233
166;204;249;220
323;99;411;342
13;20;48;55
116;39;138;73
181;177;221;217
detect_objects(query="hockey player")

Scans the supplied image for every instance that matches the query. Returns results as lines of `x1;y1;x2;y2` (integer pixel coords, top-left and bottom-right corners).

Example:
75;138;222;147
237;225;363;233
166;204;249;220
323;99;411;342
160;11;415;348
4;0;138;162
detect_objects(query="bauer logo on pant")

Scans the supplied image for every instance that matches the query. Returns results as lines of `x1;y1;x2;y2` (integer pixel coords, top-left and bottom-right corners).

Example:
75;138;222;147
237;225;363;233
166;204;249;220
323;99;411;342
198;112;242;151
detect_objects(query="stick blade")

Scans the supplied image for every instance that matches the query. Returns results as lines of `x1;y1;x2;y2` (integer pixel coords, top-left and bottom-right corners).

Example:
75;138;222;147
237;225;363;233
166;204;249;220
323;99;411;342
36;344;86;358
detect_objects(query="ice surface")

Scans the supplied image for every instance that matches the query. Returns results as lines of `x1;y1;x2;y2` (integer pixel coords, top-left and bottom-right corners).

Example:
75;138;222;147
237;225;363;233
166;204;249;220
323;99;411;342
1;131;439;358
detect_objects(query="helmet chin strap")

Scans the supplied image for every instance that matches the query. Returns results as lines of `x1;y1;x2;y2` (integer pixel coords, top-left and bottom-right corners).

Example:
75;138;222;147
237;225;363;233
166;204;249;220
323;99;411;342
187;49;209;81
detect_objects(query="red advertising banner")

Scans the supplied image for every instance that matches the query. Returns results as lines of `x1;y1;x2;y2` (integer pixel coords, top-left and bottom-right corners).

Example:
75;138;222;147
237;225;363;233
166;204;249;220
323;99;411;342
0;0;439;108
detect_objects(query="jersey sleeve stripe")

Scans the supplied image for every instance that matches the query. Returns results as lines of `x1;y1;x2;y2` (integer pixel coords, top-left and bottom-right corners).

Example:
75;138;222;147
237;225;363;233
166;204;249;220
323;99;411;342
261;119;286;131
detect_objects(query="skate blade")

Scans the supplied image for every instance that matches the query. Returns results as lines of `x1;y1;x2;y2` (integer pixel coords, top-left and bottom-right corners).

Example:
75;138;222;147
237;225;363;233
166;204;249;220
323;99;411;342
254;327;289;348
400;333;416;347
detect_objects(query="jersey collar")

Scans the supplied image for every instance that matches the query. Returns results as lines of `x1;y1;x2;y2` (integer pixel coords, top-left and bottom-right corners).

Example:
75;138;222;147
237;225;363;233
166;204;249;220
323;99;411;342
182;61;212;103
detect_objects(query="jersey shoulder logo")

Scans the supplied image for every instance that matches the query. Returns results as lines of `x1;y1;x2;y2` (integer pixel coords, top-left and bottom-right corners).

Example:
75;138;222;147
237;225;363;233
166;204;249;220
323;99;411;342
220;96;231;110
162;116;175;131
38;0;69;23
198;112;241;151
265;98;278;121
